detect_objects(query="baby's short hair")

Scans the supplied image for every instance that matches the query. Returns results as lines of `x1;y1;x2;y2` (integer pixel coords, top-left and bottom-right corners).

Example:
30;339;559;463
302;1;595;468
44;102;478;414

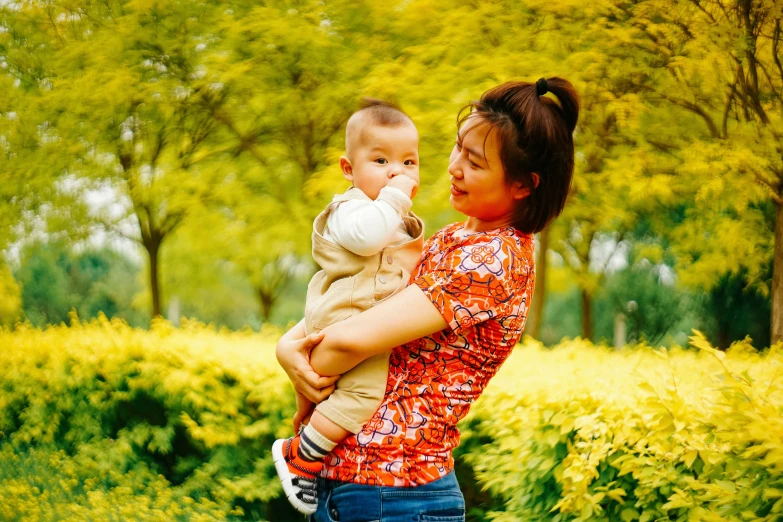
345;98;415;157
356;98;412;126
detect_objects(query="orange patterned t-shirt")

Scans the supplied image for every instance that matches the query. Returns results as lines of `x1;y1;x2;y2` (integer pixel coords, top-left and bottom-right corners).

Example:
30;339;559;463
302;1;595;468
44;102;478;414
321;222;536;487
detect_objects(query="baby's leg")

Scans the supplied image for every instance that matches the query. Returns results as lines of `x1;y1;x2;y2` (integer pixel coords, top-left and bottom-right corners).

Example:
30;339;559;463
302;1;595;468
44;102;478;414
312;350;390;437
291;350;389;473
272;351;389;515
309;410;351;442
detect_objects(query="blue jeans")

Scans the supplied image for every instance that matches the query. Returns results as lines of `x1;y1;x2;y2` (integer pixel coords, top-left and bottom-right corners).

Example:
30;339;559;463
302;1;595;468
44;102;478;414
310;471;465;522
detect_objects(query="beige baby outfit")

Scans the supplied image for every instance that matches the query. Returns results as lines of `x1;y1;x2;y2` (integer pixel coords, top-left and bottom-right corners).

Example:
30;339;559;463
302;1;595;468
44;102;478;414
305;187;424;433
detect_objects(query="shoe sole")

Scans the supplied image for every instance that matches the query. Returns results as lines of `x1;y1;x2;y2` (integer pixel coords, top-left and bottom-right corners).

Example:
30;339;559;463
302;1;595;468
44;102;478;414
272;439;318;515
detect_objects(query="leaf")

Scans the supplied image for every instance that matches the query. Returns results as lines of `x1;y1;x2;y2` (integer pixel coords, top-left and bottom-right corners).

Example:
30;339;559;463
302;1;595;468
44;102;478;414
715;480;736;493
682;450;698;469
621;508;640;522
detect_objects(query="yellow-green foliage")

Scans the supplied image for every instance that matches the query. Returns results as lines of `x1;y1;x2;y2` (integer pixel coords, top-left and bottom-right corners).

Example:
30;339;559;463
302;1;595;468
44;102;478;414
0;316;295;521
1;319;782;521
459;335;783;521
0;446;232;521
0;263;21;327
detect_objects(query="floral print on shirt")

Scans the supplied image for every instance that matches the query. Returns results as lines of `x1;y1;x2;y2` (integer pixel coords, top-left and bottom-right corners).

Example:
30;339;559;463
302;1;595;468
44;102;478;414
321;222;536;487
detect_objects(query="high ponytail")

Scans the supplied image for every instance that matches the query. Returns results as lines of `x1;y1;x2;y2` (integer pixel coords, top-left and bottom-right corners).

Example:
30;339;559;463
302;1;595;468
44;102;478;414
458;77;580;233
545;77;579;134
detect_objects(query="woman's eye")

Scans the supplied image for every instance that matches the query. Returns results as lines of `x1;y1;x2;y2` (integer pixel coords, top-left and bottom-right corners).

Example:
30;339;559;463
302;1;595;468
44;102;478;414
455;141;462;151
469;160;479;168
375;158;387;164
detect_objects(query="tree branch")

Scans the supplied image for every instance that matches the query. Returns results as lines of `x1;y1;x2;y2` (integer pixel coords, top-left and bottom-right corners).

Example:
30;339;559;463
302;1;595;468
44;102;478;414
756;57;783;106
687;0;717;23
640;85;721;139
774;21;783;85
598;231;626;283
95;217;141;244
160;211;184;237
721;81;737;139
756;176;783;205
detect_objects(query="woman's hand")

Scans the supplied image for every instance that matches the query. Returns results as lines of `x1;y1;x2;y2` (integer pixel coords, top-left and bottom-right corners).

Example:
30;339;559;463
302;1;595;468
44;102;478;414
276;323;340;404
293;391;315;433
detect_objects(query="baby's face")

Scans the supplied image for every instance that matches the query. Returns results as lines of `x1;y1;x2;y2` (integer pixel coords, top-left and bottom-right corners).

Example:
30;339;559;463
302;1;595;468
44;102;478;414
345;123;419;200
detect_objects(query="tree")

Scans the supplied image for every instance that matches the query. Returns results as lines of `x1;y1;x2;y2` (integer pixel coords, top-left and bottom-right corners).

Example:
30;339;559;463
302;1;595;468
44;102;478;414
359;0;595;338
0;263;21;327
585;0;783;342
0;40;75;309
15;242;144;327
3;0;236;318
198;1;379;319
598;259;688;345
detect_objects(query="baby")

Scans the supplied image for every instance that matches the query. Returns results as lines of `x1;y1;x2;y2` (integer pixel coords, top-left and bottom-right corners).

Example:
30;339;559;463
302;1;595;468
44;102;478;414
272;99;424;515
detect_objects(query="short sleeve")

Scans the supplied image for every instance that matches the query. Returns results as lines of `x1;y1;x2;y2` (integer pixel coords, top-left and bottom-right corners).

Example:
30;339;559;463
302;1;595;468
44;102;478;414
414;235;529;333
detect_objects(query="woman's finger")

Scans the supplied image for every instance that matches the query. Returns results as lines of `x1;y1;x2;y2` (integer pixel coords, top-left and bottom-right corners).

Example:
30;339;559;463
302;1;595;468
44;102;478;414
299;385;326;404
293;411;304;433
293;375;326;402
302;369;340;389
299;331;325;353
314;384;336;403
295;380;336;404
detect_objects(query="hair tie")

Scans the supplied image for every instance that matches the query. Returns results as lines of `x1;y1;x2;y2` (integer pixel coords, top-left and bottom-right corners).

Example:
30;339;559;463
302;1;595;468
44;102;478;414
536;77;549;96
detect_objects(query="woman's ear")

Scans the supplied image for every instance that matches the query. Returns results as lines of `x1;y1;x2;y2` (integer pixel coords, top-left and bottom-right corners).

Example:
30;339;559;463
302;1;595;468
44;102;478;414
340;156;354;182
511;172;540;200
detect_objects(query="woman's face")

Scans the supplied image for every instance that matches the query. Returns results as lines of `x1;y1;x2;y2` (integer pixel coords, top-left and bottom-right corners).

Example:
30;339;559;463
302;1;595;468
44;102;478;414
448;115;527;230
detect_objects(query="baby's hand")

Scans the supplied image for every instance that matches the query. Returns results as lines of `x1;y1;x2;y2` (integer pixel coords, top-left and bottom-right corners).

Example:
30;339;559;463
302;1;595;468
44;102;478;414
387;173;419;199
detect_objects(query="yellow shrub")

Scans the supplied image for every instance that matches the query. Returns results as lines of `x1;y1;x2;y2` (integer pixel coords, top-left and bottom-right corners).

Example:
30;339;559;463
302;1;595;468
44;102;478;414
460;335;783;521
1;318;781;521
0;316;296;521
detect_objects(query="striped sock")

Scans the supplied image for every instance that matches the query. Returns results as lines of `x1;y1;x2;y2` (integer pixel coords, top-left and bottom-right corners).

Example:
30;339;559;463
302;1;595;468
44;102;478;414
298;424;337;462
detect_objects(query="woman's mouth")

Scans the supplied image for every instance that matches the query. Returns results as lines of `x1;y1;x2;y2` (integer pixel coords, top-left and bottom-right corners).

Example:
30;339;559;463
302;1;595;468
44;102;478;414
451;185;466;196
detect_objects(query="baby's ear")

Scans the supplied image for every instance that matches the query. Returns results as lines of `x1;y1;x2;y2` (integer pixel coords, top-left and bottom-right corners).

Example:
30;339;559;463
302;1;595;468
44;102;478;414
340;156;353;182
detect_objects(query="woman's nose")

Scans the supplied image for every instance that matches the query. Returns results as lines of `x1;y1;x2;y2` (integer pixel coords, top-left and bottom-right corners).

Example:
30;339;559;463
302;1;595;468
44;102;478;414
448;157;462;178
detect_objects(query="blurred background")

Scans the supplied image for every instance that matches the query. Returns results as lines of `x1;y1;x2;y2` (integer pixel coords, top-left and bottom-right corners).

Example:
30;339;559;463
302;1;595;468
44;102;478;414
2;2;782;520
1;0;779;348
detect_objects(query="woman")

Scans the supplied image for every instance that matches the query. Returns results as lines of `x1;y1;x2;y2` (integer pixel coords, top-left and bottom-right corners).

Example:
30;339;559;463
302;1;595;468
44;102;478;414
276;77;579;521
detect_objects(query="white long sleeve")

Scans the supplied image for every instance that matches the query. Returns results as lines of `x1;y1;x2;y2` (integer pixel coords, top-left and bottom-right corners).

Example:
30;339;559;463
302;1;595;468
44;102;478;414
324;187;413;256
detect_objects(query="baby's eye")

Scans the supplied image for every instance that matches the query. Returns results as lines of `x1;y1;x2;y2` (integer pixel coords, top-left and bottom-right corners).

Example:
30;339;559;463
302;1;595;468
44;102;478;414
375;158;388;164
404;159;417;166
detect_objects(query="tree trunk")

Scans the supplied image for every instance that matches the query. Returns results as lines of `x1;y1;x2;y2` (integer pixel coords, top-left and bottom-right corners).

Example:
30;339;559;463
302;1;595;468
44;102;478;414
144;235;163;318
581;288;593;341
717;324;731;351
528;228;550;339
773;201;783;344
257;288;274;323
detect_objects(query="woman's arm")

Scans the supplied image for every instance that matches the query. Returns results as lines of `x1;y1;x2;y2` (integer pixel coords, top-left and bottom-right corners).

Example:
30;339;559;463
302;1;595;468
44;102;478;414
275;319;341;403
309;284;448;376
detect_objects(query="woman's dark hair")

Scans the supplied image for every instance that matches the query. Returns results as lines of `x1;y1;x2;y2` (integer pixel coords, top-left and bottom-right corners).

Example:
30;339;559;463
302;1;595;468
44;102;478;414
458;78;579;234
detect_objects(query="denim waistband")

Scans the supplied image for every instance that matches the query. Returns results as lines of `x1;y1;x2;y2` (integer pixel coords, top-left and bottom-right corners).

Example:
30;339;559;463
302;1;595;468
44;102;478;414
316;470;461;494
312;471;464;522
